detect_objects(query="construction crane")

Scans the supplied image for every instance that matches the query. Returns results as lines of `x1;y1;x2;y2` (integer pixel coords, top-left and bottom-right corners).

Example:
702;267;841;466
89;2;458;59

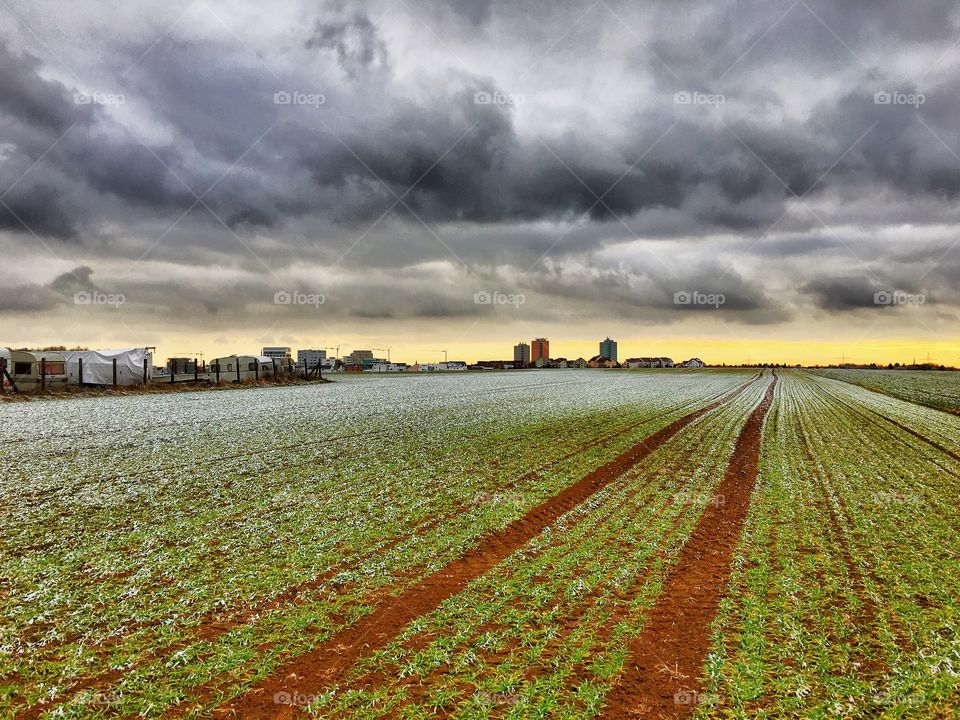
172;351;204;362
372;347;391;363
432;349;448;363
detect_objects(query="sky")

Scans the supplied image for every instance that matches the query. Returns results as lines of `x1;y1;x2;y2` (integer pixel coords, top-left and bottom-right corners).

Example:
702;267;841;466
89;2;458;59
0;0;958;366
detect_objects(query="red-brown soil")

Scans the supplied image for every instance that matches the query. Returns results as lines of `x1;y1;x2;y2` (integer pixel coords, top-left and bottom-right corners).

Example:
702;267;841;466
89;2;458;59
598;373;776;720
214;377;760;719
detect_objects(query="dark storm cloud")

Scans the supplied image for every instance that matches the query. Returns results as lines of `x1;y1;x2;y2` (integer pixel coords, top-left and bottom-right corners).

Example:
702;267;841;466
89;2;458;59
801;276;882;311
305;10;390;77
2;0;960;332
0;265;97;315
0;183;78;239
0;42;94;132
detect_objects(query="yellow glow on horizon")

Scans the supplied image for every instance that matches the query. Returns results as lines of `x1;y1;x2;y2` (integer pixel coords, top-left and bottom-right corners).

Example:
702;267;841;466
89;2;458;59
3;316;956;368
53;334;960;368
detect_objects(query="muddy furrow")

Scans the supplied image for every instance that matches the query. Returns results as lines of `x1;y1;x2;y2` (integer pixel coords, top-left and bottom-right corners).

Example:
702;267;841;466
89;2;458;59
207;377;762;720
599;372;777;720
15;402;698;719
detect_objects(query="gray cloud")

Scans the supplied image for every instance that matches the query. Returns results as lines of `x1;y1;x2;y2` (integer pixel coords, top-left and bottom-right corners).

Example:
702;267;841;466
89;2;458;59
1;0;959;344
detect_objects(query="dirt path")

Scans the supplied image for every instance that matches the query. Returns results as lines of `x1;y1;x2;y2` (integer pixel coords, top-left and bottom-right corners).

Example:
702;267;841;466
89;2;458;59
599;372;777;720
15;388;743;720
213;376;761;719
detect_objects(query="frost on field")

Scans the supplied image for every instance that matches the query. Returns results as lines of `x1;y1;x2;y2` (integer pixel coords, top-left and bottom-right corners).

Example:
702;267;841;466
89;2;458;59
0;370;747;717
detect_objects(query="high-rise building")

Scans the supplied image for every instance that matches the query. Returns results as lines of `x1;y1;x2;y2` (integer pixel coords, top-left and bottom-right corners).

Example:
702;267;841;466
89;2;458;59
297;349;326;369
262;346;292;359
531;337;549;362
599;337;617;362
347;349;375;367
514;342;530;365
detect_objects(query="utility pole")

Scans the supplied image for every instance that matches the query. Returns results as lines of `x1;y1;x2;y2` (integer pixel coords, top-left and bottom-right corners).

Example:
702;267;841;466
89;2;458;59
324;346;340;372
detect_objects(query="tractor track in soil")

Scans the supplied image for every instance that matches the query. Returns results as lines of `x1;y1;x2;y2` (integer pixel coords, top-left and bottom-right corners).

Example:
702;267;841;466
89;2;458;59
15;394;723;720
598;372;777;720
207;376;762;719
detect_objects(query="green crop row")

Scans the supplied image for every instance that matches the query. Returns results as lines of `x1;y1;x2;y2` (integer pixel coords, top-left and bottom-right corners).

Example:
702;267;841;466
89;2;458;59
305;377;772;719
1;371;752;718
811;369;960;415
701;371;960;719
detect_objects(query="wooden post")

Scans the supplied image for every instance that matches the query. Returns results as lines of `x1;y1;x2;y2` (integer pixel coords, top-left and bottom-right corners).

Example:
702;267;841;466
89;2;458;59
0;358;4;395
272;359;277;381
215;362;220;384
194;358;198;382
318;358;322;381
236;360;240;383
78;356;83;384
143;358;148;384
40;357;46;391
254;360;259;381
0;358;18;393
113;358;118;387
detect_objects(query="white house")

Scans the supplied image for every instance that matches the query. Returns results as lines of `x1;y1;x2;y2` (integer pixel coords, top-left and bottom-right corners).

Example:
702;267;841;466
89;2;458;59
369;362;409;372
419;361;468;372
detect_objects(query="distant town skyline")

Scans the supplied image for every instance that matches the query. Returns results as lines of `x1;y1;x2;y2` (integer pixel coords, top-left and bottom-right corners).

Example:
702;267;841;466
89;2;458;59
64;333;954;369
1;1;958;366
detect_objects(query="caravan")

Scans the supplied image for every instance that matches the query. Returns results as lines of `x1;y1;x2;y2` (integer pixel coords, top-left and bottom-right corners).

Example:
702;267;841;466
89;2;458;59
210;355;279;382
1;349;68;391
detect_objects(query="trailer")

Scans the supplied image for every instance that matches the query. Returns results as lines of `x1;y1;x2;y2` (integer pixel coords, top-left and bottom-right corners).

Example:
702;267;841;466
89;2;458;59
1;349;68;391
210;355;278;382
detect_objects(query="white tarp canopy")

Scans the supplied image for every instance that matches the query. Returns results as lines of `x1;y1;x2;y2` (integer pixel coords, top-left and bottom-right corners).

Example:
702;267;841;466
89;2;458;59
61;348;153;386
